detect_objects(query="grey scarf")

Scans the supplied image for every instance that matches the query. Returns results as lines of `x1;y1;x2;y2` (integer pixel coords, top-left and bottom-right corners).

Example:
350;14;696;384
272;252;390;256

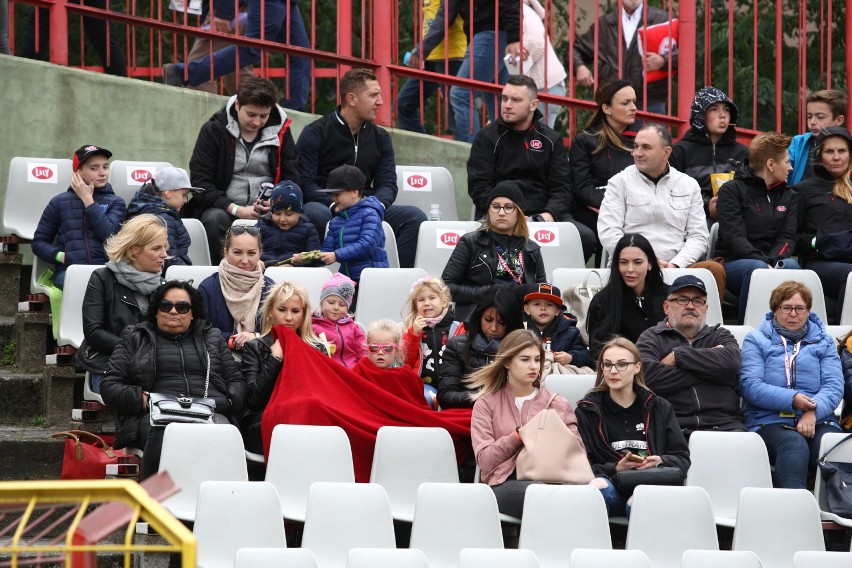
106;260;163;296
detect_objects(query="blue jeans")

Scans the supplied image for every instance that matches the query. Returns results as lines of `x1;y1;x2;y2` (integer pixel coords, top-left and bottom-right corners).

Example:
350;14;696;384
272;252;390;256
757;421;842;489
724;258;801;324
806;259;852;323
540;82;565;129
177;0;311;109
396;59;462;134
449;31;508;143
595;476;630;517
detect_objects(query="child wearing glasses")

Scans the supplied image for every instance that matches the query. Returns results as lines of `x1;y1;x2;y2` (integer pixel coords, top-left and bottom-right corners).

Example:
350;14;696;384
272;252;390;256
311;273;366;368
575;337;690;517
521;283;593;372
317;165;389;286
258;180;322;266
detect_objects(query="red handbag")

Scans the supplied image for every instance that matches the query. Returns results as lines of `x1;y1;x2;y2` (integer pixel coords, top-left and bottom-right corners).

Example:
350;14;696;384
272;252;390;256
52;430;124;480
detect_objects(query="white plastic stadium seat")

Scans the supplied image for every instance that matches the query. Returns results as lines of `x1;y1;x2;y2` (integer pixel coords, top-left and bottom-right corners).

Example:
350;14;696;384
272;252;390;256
570;549;651;568
382;221;400;268
236;548;318;568
527;222;586;279
542;374;596;407
413;221;479;277
721;325;756;348
354;268;427;327
551;268;610;305
181;218;212;265
813;432;852;528
681;550;762;568
107;160;172;204
2;157;73;241
194;481;286;568
840;273;852;325
163;264;217;287
55;264;102;349
347;548;430;568
662;268;722;325
369;426;459;522
158;423;248;521
685;431;772;527
794;551;852;568
743;269;827;329
732;488;825;567
459;548;540;568
265;266;333;310
395;165;459;221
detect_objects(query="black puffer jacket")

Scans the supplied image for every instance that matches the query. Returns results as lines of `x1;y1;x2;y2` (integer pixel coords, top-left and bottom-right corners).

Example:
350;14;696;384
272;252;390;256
101;320;245;450
80;267;153;357
795;166;852;263
567;129;636;210
575;386;691;478
437;333;498;409
441;230;546;321
716;167;798;263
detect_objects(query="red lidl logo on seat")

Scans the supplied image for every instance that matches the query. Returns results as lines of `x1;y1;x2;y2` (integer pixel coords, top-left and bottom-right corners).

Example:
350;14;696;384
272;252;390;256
532;228;560;246
437;232;461;248
408;175;428;188
32;167;53;180
131;170;152;182
27;163;58;184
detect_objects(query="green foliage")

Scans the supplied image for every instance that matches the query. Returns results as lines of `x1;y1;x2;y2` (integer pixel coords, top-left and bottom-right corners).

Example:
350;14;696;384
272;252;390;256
2;342;15;366
31;415;46;427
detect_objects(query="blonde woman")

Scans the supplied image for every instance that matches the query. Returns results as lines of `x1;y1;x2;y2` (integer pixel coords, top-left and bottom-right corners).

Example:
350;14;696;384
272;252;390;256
78;214;167;393
469;329;583;518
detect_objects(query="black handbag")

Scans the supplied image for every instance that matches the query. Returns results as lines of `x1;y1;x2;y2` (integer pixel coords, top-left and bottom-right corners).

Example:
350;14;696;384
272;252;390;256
148;353;216;426
74;340;111;374
818;434;852;518
612;466;684;496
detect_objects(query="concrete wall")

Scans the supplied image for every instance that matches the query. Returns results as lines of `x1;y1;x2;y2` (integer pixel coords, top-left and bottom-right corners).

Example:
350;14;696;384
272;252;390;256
0;54;473;256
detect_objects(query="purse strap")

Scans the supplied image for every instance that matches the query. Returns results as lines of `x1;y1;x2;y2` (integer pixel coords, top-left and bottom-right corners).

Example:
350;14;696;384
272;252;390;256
51;430;116;459
204;351;210;398
818;433;852;464
582;269;604;291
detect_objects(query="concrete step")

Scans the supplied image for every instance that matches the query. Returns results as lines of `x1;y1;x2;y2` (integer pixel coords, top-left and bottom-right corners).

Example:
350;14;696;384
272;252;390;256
0;426;65;480
0;370;44;424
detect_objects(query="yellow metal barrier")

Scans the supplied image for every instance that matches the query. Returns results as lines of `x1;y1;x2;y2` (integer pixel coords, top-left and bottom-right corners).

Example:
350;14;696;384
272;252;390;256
0;478;195;567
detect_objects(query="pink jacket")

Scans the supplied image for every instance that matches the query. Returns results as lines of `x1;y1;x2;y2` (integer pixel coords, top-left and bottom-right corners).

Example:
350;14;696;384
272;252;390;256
471;385;583;486
523;0;567;90
311;316;366;368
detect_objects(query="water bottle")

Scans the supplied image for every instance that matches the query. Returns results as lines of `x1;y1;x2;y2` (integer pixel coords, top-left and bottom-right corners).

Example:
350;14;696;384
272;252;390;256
428;204;443;221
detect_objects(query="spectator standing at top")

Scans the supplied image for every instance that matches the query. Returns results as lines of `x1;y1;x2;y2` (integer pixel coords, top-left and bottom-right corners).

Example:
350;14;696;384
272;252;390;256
517;0;567;129
570;0;676;114
396;0;466;134
297;68;426;268
670;86;748;222
467;74;596;261
187;76;299;264
788;89;847;186
32;145;126;289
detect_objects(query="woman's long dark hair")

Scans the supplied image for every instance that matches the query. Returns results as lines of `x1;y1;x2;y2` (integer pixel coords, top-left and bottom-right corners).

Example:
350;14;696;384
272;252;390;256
147;280;208;324
583;79;635;154
588;234;664;337
460;287;524;368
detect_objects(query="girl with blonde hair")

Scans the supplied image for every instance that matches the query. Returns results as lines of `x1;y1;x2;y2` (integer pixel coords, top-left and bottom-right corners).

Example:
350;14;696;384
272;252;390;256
401;276;457;390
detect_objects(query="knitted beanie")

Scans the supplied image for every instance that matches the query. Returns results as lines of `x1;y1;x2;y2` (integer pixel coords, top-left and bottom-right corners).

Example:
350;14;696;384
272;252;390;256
320;272;357;307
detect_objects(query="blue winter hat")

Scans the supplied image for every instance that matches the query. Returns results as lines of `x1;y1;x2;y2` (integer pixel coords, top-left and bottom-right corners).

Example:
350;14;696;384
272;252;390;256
270;180;304;213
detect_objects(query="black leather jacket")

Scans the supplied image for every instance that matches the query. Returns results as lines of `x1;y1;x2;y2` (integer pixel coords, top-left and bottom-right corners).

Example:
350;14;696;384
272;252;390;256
81;267;152;356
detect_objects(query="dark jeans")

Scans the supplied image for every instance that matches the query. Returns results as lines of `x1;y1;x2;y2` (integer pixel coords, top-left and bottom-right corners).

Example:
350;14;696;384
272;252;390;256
573;207;602;266
20;0;127;76
757;421;842;489
303;202;426;269
724;258;801;324
490;478;539;519
807;258;852;323
199;208;234;265
396;59;462;134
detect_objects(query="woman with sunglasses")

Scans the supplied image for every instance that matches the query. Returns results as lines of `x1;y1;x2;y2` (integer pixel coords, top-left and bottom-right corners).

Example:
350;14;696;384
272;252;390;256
740;281;843;488
575;337;689;517
198;224;275;350
77;214;167;394
442;181;546;322
101;281;245;479
239;281;329;474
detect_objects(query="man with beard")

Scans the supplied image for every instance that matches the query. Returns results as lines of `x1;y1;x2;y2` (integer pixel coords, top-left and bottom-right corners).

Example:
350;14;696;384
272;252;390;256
636;275;745;435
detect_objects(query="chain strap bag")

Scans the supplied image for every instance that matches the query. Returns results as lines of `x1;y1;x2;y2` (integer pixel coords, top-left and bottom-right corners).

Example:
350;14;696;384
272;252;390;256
515;394;595;484
817;433;852;518
149;353;216;426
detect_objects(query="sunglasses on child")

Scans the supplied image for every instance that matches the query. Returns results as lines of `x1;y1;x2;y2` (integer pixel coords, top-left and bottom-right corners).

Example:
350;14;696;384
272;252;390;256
368;343;398;354
158;300;192;314
228;225;261;236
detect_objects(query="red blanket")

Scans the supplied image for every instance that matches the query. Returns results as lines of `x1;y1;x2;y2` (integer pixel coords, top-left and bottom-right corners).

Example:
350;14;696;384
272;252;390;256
261;326;472;482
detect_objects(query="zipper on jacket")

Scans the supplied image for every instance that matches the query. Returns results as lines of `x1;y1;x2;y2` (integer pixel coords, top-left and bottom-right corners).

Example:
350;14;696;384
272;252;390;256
336;322;346;364
691;386;701;429
83;214;93;264
175;336;192;397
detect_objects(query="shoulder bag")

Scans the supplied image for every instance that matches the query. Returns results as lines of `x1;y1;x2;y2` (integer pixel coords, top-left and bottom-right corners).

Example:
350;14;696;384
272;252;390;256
52;430;124;480
817;433;852;518
149;353;216;426
562;270;604;344
516;394;595;484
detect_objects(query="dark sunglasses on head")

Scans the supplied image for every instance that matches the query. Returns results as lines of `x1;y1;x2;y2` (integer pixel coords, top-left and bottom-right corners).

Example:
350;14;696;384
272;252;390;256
158;300;192;314
229;225;261;236
368;343;398;354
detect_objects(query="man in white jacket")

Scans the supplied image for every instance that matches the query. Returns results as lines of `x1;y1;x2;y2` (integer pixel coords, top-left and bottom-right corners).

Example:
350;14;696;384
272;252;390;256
597;123;726;299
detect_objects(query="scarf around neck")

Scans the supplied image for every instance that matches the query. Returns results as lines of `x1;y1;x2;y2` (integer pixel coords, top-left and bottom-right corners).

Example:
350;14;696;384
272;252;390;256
106;260;163;296
772;317;809;343
218;258;266;334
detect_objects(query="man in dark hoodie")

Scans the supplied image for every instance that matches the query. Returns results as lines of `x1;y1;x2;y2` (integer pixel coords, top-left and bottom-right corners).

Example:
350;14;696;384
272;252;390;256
670;86;748;222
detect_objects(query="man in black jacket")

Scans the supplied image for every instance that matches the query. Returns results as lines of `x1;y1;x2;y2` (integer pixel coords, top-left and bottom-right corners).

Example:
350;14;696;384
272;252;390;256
187;76;299;263
467;75;595;260
637;275;745;434
297;68;426;268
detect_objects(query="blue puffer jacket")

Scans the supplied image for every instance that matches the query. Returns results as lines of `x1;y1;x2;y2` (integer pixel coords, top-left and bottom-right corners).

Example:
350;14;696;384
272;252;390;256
321;195;389;281
126;190;191;269
788;132;814;186
198;272;275;343
740;311;844;430
32;185;126;286
258;216;322;266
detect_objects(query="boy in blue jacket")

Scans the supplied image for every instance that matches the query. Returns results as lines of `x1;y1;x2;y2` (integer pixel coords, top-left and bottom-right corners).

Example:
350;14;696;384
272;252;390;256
259;179;322;266
318;165;389;283
788;89;846;185
32;145;126;288
126;166;197;271
522;283;593;369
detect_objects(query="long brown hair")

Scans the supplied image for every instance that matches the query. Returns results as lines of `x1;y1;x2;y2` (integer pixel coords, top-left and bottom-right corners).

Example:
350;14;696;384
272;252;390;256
583;79;635;155
465;329;544;400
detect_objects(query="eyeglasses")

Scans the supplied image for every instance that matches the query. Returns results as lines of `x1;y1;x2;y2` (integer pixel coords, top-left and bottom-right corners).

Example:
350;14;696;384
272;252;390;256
778;305;808;314
667;296;707;307
600;361;638;371
228;225;261;236
489;203;516;214
368;344;398;354
158;300;192;314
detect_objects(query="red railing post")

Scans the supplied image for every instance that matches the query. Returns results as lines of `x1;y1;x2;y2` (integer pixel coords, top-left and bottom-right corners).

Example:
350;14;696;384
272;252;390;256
676;0;696;133
49;0;69;65
337;0;353;102
847;0;852;121
372;0;392;126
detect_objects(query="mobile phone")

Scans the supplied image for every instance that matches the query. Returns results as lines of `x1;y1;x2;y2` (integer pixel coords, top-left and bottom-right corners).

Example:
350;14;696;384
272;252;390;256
626;453;646;463
258;182;274;202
